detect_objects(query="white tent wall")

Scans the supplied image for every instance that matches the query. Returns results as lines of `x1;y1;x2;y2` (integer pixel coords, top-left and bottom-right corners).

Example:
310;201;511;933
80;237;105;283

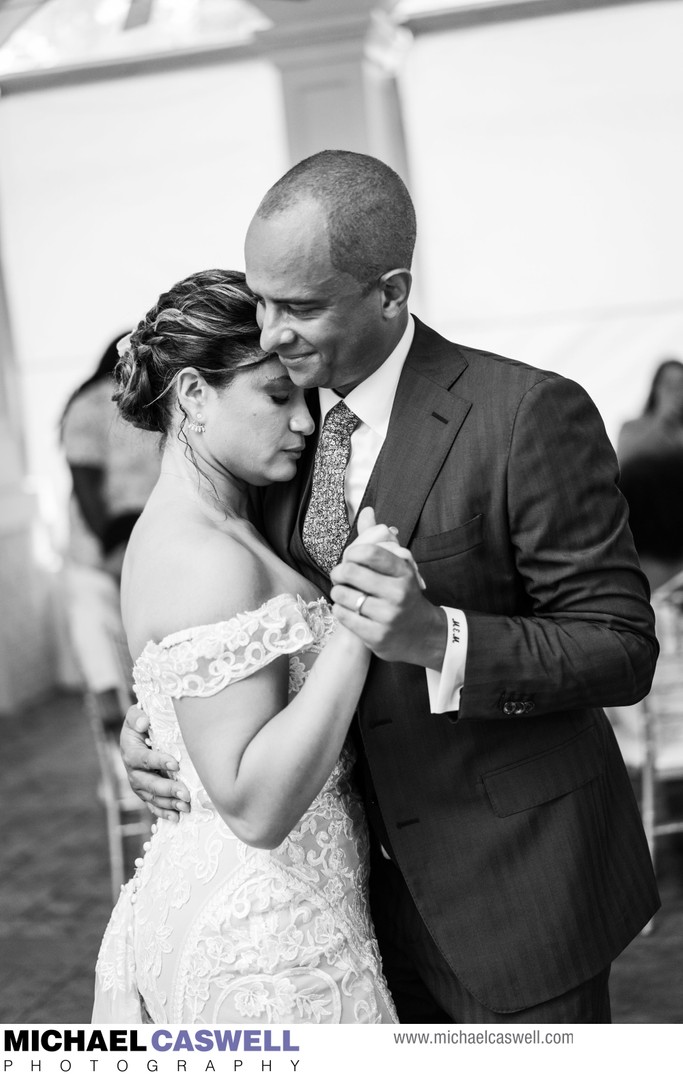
0;57;287;546
401;0;683;444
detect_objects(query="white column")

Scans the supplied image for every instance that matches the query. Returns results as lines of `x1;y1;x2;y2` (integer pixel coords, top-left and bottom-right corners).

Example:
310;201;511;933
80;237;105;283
252;0;412;182
0;239;57;714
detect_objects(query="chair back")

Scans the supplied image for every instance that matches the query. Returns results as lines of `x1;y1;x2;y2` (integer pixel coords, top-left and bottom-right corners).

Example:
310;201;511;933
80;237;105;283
645;570;683;780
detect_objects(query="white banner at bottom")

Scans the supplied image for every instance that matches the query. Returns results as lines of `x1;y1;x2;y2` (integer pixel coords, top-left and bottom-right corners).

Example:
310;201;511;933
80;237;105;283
1;1023;678;1076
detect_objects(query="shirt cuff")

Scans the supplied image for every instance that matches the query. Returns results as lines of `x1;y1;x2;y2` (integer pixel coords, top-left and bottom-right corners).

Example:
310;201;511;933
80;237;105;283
425;607;468;714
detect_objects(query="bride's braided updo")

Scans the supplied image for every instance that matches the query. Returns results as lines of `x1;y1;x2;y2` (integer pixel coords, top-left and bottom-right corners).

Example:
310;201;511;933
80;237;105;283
114;269;264;437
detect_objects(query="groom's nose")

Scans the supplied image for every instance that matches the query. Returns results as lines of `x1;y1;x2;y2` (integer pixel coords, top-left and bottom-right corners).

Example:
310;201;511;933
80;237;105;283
259;305;296;355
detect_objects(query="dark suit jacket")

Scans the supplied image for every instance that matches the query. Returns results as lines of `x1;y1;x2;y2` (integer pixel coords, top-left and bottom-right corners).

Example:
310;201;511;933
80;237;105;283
259;317;660;1012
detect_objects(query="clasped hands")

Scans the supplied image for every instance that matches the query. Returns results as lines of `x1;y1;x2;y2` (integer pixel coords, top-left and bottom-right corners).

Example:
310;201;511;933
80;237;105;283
330;507;444;667
119;506;446;821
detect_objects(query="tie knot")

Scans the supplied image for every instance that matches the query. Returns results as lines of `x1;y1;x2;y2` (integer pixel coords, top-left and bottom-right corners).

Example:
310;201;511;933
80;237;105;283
324;400;359;437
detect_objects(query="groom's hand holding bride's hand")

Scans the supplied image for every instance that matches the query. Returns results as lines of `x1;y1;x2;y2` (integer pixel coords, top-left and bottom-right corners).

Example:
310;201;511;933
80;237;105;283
330;507;448;671
120;708;191;822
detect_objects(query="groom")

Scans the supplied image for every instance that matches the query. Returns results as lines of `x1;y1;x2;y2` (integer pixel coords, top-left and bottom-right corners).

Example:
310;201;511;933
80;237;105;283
122;150;659;1022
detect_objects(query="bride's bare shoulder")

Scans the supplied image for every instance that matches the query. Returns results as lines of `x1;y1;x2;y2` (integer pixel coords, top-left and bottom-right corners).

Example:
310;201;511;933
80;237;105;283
122;512;278;654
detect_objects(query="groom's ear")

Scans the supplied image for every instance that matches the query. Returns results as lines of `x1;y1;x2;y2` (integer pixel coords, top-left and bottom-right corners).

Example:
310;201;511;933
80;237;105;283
377;268;412;319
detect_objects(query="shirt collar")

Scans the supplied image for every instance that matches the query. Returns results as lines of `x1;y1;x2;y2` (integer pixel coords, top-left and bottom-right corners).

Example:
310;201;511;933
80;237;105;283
318;315;415;436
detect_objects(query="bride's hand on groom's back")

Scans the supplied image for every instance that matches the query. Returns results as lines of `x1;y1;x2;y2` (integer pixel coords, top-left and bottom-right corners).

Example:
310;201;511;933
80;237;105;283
120;705;191;821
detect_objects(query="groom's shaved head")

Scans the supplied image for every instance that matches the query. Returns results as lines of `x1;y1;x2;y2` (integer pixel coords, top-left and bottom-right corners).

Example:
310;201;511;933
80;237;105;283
254;150;416;291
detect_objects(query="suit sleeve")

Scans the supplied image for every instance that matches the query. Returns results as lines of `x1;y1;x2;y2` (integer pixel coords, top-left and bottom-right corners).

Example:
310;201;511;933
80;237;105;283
458;375;658;719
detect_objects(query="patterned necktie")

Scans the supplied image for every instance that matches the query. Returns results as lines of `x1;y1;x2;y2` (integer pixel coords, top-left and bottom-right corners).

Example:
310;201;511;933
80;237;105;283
302;400;360;574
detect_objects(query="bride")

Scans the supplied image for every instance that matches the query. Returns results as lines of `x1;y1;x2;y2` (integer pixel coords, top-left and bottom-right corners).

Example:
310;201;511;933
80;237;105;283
91;269;398;1024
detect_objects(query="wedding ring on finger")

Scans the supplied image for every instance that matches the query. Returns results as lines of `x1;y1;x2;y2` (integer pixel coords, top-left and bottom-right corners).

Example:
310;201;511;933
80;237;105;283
354;592;369;617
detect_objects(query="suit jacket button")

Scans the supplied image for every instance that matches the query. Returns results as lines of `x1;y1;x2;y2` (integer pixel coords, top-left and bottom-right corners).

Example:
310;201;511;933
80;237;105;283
502;702;516;715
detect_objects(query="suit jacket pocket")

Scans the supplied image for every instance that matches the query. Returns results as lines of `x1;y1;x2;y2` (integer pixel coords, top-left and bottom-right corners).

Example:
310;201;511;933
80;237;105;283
482;724;603;817
411;513;484;563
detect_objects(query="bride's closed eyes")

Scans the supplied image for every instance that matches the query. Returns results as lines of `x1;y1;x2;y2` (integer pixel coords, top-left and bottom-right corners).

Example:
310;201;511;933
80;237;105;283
259;370;299;407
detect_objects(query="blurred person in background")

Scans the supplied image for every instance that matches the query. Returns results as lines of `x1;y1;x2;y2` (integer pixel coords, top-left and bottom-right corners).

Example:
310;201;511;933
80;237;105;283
60;335;161;724
617;359;683;591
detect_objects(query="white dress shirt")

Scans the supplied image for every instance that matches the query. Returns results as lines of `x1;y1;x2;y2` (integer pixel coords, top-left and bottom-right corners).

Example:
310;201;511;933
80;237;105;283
318;316;467;713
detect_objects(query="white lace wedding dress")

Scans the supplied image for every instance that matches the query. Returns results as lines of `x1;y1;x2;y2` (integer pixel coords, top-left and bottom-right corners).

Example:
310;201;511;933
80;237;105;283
92;593;397;1024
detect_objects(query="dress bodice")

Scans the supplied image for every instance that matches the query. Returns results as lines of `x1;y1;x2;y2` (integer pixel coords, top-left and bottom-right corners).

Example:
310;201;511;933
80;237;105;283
133;593;337;805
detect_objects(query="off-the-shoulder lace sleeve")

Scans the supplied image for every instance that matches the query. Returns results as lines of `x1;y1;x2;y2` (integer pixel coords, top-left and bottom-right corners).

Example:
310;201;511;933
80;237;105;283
133;593;333;703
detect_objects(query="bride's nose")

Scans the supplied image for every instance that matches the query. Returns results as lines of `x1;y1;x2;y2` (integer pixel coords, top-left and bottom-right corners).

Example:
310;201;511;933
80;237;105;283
290;408;315;435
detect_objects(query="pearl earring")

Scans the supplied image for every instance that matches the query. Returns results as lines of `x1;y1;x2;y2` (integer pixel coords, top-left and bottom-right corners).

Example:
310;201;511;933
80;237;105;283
188;412;206;434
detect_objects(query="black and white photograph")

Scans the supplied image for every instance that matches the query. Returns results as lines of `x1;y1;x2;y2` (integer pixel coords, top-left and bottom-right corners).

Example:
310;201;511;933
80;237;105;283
0;0;682;1060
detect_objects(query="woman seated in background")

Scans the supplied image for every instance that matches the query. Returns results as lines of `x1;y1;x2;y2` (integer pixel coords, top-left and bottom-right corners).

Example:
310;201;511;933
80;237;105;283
92;269;398;1025
61;335;161;722
617;358;683;591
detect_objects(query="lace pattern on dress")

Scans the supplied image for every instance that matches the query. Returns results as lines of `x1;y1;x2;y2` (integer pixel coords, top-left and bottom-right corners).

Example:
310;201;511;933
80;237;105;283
93;594;397;1025
134;593;332;703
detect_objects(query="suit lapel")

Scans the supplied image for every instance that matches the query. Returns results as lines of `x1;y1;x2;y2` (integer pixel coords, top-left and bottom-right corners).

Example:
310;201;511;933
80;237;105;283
353;318;472;546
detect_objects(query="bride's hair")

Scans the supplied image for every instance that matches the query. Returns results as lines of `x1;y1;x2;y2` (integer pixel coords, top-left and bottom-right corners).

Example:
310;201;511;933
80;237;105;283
114;269;264;437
